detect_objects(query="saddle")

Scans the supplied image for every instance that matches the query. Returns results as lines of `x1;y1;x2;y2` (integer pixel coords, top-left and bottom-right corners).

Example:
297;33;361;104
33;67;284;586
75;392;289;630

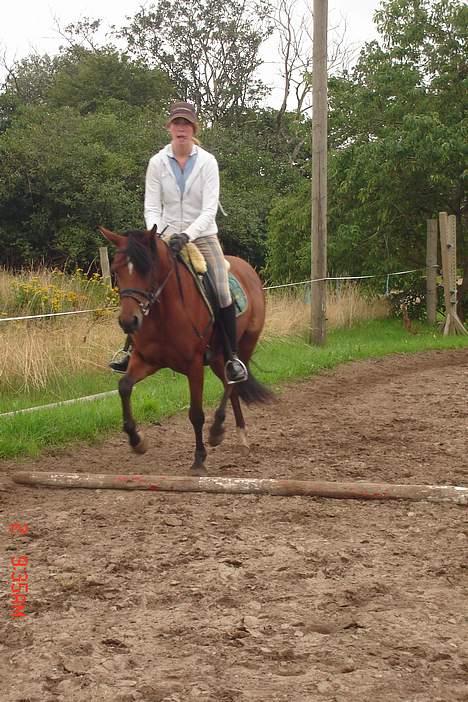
165;237;248;319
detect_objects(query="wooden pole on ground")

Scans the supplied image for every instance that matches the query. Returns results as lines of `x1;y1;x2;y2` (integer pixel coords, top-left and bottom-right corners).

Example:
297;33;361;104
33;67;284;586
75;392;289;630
426;219;438;324
438;212;467;335
11;472;468;505
310;0;328;345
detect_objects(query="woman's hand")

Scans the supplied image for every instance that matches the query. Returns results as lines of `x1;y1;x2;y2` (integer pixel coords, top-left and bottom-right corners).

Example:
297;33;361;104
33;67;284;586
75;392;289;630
169;232;189;254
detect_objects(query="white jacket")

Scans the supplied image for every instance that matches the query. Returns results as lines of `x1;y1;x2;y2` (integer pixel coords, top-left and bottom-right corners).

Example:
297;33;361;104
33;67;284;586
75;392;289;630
144;144;219;241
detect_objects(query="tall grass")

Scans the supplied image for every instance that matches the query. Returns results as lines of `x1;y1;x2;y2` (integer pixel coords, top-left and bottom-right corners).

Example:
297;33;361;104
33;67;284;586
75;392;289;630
264;283;389;339
0;274;390;393
0;315;120;393
0;266;119;392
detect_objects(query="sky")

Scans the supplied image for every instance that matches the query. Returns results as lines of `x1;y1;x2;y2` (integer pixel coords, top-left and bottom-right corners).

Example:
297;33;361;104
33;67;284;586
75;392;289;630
0;0;381;106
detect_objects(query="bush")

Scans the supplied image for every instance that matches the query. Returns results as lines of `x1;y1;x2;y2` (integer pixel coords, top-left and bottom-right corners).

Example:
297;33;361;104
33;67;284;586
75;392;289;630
386;273;444;321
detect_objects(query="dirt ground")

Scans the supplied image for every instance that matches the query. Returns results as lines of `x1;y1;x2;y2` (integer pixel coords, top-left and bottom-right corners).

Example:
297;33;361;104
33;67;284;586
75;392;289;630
1;349;467;702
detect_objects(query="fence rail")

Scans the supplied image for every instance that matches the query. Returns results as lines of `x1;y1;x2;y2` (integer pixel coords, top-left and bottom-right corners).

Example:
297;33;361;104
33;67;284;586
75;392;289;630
0;266;435;324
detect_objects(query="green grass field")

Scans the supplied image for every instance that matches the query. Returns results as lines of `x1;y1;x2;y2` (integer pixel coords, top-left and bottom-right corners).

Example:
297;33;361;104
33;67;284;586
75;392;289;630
1;319;467;460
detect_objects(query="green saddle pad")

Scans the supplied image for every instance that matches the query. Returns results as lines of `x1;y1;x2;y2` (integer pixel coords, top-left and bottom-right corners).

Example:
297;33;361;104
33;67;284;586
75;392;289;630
229;272;248;317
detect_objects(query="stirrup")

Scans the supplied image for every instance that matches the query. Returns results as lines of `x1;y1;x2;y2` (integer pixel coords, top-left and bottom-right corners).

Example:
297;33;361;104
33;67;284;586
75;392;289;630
109;349;130;374
224;356;248;384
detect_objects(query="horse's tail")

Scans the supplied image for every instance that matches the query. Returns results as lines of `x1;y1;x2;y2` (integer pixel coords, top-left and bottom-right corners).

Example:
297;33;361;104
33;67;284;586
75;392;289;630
236;365;275;405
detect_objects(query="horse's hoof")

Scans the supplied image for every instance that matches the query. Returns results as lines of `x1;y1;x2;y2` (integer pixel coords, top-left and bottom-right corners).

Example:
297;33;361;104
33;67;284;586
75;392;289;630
239;444;250;457
208;429;225;447
132;433;148;454
191;464;207;476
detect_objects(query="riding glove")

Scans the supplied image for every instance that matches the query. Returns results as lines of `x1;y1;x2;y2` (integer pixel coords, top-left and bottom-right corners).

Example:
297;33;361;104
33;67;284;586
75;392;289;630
169;232;189;254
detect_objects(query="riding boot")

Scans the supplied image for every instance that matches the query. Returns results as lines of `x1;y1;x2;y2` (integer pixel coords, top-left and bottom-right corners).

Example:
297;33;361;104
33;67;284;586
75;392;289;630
218;303;248;384
109;335;132;373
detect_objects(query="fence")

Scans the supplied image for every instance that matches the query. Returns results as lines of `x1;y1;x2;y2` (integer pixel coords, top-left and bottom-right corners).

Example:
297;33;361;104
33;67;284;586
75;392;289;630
0;265;433;325
1;219;466;417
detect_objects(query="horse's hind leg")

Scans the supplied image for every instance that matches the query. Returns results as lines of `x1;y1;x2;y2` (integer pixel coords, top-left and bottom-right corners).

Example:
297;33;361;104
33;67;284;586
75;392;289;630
228;327;264;456
230;389;250;456
209;356;249;455
209;383;232;447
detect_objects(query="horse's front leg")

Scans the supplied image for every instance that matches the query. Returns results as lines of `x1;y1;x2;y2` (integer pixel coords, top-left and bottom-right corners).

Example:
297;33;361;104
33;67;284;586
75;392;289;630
119;356;156;454
187;362;207;475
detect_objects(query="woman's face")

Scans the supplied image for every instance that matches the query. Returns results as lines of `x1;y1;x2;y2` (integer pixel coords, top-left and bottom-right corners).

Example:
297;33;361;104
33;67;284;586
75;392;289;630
168;117;195;146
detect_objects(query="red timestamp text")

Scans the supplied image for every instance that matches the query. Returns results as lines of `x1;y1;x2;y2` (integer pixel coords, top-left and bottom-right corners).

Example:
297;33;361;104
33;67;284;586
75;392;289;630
9;522;29;618
11;556;29;617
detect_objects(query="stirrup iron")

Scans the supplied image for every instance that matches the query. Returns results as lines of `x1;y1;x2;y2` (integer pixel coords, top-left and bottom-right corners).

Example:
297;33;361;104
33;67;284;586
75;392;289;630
224;356;248;385
109;348;131;374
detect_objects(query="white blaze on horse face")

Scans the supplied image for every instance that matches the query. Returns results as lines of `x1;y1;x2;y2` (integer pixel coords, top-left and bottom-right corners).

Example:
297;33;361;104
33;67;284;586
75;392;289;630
128;261;134;275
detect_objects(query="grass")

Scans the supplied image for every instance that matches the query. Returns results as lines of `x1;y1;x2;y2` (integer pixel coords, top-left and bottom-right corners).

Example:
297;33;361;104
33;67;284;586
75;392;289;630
0;282;388;394
1;318;467;460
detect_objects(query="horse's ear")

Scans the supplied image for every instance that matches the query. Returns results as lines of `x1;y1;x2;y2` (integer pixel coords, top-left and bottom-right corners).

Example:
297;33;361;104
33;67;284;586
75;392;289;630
98;226;125;248
149;224;158;237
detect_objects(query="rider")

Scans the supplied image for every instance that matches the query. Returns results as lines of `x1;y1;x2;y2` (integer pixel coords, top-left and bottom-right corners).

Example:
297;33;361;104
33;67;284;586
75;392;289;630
109;101;248;384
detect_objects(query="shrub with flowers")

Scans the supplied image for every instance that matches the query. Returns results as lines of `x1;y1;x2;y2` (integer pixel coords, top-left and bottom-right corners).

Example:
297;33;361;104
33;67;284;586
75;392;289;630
8;267;118;315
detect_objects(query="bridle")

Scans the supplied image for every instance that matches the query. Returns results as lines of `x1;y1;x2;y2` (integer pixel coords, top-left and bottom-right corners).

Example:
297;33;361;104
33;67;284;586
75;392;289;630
115;236;175;316
119;268;174;316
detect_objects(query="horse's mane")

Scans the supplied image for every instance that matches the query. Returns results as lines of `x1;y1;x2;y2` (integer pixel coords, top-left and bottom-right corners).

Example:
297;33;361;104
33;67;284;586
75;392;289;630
122;230;156;276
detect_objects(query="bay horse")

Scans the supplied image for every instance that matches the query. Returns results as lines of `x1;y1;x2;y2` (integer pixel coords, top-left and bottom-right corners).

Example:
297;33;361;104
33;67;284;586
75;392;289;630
99;225;273;474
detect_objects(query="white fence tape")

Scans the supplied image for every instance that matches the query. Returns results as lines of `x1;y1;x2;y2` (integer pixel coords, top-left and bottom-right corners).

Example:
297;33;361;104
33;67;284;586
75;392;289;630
263;267;431;291
0;306;118;323
1;267;435;323
0;390;119;418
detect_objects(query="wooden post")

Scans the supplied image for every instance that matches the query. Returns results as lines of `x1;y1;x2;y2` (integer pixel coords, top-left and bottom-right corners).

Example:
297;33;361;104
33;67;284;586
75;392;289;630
438;212;467;335
11;471;468;504
310;0;328;346
99;246;111;286
426;219;438;324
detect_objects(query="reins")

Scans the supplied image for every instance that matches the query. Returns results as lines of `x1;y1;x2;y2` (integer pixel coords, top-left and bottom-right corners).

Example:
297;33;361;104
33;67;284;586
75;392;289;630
172;252;213;340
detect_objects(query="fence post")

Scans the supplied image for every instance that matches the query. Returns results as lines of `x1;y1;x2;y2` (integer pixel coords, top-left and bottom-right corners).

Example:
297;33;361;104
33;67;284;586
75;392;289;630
99;247;111;287
426;219;438;324
438;212;467;335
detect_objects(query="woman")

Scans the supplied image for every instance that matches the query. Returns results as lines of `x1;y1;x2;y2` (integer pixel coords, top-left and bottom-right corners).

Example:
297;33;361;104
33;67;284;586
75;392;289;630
110;101;248;384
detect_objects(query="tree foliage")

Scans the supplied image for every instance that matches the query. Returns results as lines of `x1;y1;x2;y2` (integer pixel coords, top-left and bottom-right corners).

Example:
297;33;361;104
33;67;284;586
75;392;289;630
267;0;467;318
0;0;466;323
0;103;167;265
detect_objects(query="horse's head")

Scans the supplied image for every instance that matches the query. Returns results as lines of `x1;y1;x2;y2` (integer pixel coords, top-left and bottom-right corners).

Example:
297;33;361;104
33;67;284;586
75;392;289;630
99;225;162;334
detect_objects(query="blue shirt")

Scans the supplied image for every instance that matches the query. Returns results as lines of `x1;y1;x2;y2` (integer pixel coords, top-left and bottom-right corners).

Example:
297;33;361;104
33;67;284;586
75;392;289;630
168;150;198;194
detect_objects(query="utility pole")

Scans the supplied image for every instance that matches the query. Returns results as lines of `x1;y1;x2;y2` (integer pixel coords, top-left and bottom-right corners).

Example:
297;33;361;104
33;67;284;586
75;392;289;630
310;0;328;345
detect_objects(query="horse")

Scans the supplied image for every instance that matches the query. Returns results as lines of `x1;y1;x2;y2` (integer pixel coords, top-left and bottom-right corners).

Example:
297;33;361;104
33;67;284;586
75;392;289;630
99;225;274;474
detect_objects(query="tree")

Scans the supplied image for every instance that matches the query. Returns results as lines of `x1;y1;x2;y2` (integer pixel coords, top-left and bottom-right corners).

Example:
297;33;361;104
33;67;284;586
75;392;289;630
48;48;173;113
0;102;167;266
1;46;173;115
1;54;60;105
201;111;305;268
265;0;467;320
117;0;273;123
268;0;355;130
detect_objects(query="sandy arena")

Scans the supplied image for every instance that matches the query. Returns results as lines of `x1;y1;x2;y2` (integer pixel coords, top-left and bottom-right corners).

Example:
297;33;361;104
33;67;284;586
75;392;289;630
1;349;467;701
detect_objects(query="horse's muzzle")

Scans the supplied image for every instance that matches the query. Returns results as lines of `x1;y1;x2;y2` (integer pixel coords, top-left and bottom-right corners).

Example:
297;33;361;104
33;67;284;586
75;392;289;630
119;313;142;334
